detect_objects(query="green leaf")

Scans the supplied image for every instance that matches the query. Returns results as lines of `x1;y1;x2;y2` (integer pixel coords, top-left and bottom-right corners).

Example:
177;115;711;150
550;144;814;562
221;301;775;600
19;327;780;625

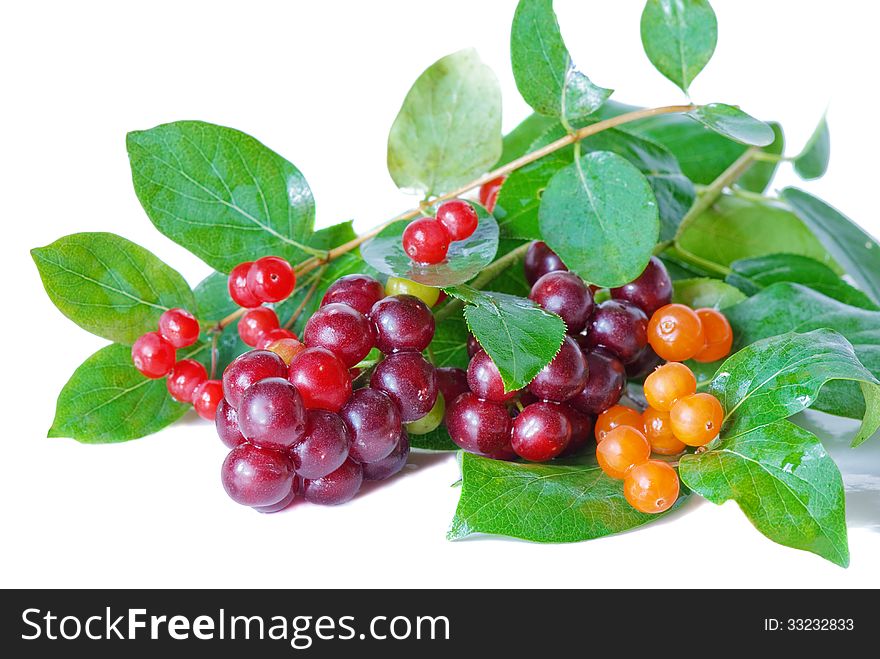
408;424;458;452
387;49;502;196
781;188;879;306
498;113;558;167
429;307;471;370
443;286;565;391
539;151;659;287
727;254;878;311
360;205;499;287
739;122;785;193
127;120;317;273
679;420;848;567
32;232;194;345
510;0;612;122
449;452;685;542
687;104;775;147
794;114;830;180
640;0;717;94
672;277;746;309
49;344;188;443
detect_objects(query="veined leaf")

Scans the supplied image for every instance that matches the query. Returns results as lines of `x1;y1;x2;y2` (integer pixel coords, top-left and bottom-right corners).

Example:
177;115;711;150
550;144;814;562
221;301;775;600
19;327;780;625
687;104;775;147
672;277;746;309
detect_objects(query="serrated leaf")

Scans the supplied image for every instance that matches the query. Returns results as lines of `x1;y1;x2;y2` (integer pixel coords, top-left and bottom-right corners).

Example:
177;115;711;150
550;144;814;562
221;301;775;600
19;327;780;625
539;150;659;287
127;121;317;273
387;49;502;196
794;114;830;180
32;232;194;345
687;104;775;147
443;286;565;391
49;344;188;443
672;277;746;309
510;0;612;123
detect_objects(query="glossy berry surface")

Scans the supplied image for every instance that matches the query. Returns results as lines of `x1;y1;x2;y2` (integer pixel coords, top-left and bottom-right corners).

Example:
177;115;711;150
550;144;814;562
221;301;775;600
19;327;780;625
647;304;706;362
569;348;625;415
166;359;207;403
610;256;673;317
435;367;470;409
238;377;307;450
215;398;246;448
228;262;261;308
479;176;505;213
238;307;280;348
436;199;479;241
467;350;517;403
402;217;451;264
362;432;410;481
644;362;697;412
446;392;512;456
595;404;643;443
370;295;435;354
131;331;176;378
384;277;440;307
370;352;437;422
254;481;299;514
624;460;680;514
291;409;350;479
405;394;445;435
221;443;296;508
670;393;724;447
466;333;481;358
340;388;402;464
511;402;571;462
582;300;648;364
625;345;662;379
158;308;201;348
192;379;224;421
528;335;589;402
256;328;297;350
529;271;594;334
524;241;567;286
303;457;363;506
222;350;287;410
303;302;375;367
265;337;307;365
247;256;295;303
559;404;595;456
693;308;734;363
287;347;352;413
642;407;686;456
596;426;651;479
321;274;385;316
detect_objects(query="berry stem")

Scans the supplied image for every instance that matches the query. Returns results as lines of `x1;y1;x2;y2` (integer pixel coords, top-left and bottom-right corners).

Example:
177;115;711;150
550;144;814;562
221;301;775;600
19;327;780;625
210;331;219;379
283;266;326;329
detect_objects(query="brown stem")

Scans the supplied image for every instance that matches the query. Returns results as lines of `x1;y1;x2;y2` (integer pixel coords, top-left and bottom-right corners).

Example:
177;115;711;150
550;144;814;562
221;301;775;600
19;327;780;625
283;267;325;329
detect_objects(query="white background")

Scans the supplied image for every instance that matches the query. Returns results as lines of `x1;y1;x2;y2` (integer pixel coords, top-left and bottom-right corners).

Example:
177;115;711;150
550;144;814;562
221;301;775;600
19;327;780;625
2;0;879;589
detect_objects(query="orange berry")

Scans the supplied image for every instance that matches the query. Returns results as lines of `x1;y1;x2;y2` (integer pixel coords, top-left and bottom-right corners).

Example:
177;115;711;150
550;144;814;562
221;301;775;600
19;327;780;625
643;362;696;412
670;393;724;447
624;460;680;514
693;308;734;363
596;426;651;479
265;337;307;365
647;304;705;362
595;404;643;443
642;407;687;455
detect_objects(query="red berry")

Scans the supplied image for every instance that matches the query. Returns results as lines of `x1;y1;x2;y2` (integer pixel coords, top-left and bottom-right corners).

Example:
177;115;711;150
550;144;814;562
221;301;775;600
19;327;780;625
529;271;595;335
362;432;410;481
303;302;375;367
238;377;307;451
321;274;385;316
166;359;208;403
436;199;479;241
445;392;512;456
221;350;288;410
479;176;506;213
256;327;297;350
302;457;363;506
221;443;296;508
254;480;299;513
370;295;435;354
158;308;201;348
370;352;438;423
524;241;567;286
340;388;402;464
131;331;176;378
510;401;572;462
402;217;451;264
527;335;589;402
228;262;261;308
435;367;470;409
192;379;223;421
610;256;673;317
287;347;352;413
559;404;595;456
215;398;246;448
247;256;295;303
467;350;517;403
291;409;351;480
238;307;280;347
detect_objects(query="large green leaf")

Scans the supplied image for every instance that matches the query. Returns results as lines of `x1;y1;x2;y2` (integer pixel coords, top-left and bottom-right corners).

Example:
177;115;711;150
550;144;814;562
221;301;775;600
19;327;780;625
539;151;659;287
127;121;316;273
687;104;775;147
387;49;502;196
793;114;830;180
49;344;188;443
781;188;879;305
672;277;746;309
640;0;717;94
449;452;685;542
444;286;565;391
32;232;194;345
510;0;612;123
428;307;470;370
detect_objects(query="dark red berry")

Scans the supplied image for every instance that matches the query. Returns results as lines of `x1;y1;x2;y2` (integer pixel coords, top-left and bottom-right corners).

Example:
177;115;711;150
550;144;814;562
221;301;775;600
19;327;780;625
559;404;595;456
569;348;626;415
132;331;176;378
529;271;594;335
192;379;223;421
625;345;662;379
479;176;506;213
247;256;295;303
253;479;299;513
166;359;208;403
436;199;479;241
303;457;363;506
370;352;437;422
362;432;410;481
238;307;280;347
511;401;571;462
435;367;470;409
610;256;673;317
228;262;261;308
221;350;287;410
238;377;307;451
528;335;589;402
402;217;451;264
370;295;435;354
221;443;296;508
303;302;375;367
446;392;512;456
340;388;402;464
287;347;352;413
215;398;246;448
256;328;297;350
321;274;385;316
581;300;648;364
291;409;350;480
466;333;481;358
524;241;567;286
158;308;201;348
467;350;517;403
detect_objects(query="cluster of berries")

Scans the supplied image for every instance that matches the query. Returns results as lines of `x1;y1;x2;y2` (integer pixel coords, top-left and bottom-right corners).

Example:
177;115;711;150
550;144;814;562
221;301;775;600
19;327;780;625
227;255;300;348
402;199;479;264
